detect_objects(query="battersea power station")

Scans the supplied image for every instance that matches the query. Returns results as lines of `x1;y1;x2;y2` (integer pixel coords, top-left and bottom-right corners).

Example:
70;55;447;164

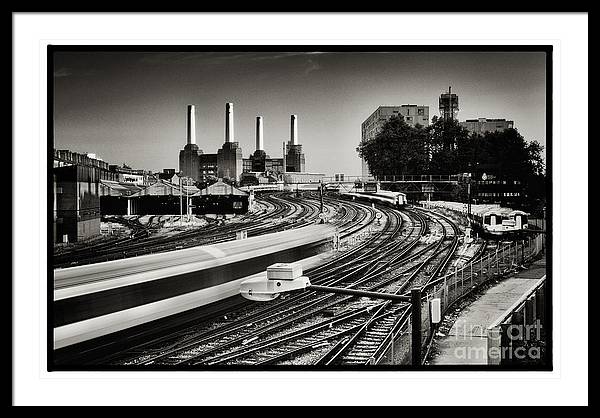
178;103;309;185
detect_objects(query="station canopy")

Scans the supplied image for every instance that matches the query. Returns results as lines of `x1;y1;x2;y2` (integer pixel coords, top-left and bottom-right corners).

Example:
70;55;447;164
195;180;248;196
99;180;143;196
127;179;199;197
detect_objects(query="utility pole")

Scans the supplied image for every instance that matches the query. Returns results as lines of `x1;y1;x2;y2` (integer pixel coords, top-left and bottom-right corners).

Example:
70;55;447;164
319;180;324;214
186;178;191;222
411;287;423;366
467;177;472;227
178;173;183;226
282;141;287;174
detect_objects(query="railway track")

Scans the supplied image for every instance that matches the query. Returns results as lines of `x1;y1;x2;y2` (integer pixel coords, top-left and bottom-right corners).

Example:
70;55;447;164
185;212;436;366
195;209;459;367
313;210;463;366
95;196;386;364
317;210;494;366
102;200;430;366
90;198;477;367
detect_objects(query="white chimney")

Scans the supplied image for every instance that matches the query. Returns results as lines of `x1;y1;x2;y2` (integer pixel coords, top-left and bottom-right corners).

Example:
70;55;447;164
290;114;298;145
187;104;196;145
256;116;264;151
225;102;234;143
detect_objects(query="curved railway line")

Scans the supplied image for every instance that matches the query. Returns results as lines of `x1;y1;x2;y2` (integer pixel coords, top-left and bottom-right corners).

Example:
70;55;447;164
195;210;461;367
59;191;492;367
98;199;483;367
91;195;386;365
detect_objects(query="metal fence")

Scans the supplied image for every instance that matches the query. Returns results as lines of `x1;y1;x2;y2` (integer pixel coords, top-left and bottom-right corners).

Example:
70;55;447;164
375;174;460;183
375;233;545;365
528;217;546;232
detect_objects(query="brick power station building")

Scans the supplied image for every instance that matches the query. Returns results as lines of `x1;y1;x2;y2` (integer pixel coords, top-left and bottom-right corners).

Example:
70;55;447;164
178;104;307;184
53;150;119;243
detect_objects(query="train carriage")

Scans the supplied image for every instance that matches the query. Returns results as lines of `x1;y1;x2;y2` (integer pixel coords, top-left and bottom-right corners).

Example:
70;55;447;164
423;200;529;238
341;189;407;209
469;207;529;237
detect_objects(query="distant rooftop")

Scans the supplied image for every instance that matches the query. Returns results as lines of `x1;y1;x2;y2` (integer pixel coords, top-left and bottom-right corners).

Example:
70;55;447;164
464;118;512;123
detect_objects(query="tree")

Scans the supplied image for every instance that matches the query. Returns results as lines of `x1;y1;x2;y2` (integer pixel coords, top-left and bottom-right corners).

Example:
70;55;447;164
357;116;428;176
426;118;472;174
476;129;544;180
356;116;546;212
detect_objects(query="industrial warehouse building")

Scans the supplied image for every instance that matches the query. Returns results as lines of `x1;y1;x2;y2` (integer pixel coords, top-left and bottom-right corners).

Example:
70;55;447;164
98;178;250;216
98;180;143;215
53;150;119;243
193;180;251;215
99;179;199;216
54;149;252;244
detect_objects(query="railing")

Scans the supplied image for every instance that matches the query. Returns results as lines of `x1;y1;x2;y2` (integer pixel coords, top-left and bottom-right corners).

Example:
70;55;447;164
375;174;460;183
375;233;545;365
528;217;546;232
322;175;373;183
321;175;461;183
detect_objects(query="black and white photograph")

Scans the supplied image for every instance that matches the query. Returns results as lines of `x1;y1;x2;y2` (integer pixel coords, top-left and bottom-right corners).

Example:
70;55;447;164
49;45;551;370
13;12;587;406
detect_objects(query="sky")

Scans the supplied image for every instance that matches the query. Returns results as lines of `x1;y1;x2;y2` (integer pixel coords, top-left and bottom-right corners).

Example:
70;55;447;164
53;50;547;176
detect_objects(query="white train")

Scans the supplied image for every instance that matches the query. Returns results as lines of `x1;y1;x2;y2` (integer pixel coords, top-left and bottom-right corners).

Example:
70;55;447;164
54;224;336;350
423;200;529;237
240;183;284;193
343;189;407;209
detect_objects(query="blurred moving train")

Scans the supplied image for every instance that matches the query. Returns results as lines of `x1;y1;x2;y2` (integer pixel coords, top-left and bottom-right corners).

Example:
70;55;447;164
54;224;336;350
422;200;529;238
